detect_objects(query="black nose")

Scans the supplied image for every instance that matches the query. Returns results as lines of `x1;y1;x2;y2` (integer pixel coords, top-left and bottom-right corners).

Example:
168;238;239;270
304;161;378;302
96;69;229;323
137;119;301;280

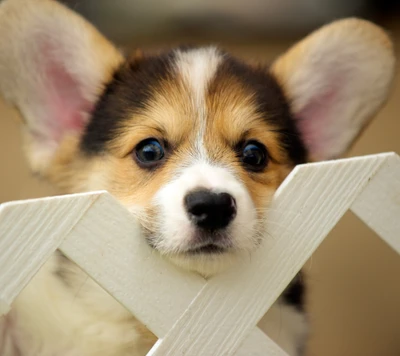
184;190;237;230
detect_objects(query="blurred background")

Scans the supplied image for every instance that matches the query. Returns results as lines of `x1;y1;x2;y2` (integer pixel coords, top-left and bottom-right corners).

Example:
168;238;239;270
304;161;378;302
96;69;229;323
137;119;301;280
1;0;400;355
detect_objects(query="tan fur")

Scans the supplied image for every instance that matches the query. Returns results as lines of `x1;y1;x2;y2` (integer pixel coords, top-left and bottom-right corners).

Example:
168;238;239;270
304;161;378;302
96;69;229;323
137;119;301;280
272;18;394;94
206;70;294;207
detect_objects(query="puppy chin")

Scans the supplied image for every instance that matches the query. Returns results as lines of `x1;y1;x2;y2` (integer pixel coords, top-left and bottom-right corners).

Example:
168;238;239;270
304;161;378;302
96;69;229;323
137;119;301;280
141;218;264;277
165;250;245;277
144;231;243;277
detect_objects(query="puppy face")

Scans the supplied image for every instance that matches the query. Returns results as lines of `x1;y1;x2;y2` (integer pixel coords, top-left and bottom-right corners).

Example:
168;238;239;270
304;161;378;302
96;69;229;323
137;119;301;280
74;48;306;274
0;0;395;275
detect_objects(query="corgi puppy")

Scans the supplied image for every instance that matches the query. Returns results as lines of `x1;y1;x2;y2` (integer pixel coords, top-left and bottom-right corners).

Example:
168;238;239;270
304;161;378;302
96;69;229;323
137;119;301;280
0;0;395;355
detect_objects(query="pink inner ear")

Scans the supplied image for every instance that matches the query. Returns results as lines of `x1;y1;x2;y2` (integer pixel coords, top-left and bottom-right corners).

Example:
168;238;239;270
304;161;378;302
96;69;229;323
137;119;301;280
295;84;341;160
41;46;94;143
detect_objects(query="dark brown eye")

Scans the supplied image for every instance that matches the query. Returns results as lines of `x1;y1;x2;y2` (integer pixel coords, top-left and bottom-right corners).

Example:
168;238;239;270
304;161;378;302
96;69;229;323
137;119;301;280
135;138;164;167
240;141;268;172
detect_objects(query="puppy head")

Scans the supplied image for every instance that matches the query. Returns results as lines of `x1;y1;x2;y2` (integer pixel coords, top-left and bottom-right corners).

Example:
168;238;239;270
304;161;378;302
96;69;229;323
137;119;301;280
0;0;395;275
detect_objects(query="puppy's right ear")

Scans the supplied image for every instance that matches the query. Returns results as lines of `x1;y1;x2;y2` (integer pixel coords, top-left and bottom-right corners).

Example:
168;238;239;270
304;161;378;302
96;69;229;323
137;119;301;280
0;0;123;174
270;19;395;161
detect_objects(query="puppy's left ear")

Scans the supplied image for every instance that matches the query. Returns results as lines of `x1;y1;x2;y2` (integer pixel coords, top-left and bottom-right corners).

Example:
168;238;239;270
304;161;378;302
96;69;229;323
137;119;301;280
0;0;124;173
271;18;395;161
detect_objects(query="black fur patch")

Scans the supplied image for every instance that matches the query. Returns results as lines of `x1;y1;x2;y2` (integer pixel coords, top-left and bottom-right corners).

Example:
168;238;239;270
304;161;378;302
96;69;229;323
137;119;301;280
81;51;176;154
211;55;307;165
282;272;305;311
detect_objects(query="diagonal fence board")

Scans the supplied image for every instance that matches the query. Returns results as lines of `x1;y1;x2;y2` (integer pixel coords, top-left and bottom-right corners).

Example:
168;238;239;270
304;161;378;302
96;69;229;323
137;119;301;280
0;152;398;356
0;192;102;315
59;192;205;338
59;193;283;355
149;153;394;356
351;153;400;254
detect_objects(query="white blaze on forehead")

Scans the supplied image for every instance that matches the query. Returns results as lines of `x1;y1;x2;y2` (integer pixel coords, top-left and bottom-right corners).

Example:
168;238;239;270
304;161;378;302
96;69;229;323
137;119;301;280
174;47;223;108
174;47;223;160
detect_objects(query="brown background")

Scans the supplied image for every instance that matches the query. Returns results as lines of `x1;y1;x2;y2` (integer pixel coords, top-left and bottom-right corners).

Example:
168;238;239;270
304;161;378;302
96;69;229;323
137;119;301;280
1;22;400;356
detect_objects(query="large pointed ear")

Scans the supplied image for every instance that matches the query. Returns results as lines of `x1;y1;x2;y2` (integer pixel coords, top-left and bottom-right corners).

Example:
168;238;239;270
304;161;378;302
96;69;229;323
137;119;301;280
0;0;123;173
271;18;395;161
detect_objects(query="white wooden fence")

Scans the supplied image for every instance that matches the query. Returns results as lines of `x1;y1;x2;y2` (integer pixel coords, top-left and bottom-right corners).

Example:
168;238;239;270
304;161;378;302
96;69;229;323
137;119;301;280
1;152;399;355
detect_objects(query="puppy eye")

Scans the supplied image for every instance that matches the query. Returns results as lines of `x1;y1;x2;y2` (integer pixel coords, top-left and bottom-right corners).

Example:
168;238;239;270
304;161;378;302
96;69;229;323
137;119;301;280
135;138;165;167
240;141;268;172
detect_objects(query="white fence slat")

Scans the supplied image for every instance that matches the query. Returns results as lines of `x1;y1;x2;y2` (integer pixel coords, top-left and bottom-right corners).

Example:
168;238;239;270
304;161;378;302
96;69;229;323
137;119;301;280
151;328;288;356
0;192;101;315
60;192;205;338
236;328;288;356
351;153;400;253
149;153;390;356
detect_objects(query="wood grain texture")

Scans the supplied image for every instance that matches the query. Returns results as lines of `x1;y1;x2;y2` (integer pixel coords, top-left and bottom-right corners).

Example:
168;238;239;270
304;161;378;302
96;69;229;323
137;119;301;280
149;153;391;356
352;153;400;253
60;192;206;338
0;192;101;315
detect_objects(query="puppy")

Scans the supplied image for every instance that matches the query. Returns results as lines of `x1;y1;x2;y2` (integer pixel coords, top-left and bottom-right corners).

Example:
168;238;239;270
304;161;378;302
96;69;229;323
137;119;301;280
0;0;395;355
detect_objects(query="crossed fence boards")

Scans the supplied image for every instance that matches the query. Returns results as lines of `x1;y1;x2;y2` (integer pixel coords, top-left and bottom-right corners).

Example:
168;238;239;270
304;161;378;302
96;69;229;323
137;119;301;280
0;152;399;355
